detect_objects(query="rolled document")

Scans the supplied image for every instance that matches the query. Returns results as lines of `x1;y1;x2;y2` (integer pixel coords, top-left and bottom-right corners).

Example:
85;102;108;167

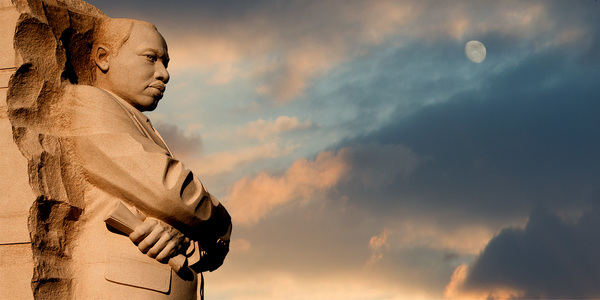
104;201;188;272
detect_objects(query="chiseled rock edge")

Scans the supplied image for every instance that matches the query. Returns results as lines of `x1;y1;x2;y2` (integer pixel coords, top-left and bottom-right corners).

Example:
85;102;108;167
7;0;105;298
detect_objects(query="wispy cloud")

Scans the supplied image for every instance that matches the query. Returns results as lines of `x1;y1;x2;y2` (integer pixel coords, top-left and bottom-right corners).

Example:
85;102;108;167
154;122;203;158
367;228;391;267
190;142;296;176
236;116;314;141
161;0;594;105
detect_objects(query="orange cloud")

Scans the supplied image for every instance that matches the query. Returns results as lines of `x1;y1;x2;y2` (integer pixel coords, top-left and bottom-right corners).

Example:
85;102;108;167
224;149;351;226
391;221;493;255
367;228;391;267
443;264;525;300
224;143;422;226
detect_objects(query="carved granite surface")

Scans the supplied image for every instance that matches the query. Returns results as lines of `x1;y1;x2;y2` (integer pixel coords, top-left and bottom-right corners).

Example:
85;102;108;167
7;1;104;297
4;0;231;299
1;1;35;299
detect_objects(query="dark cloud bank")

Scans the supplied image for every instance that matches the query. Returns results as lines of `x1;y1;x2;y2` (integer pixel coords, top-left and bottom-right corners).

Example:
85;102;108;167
332;22;600;298
337;44;600;222
463;206;600;298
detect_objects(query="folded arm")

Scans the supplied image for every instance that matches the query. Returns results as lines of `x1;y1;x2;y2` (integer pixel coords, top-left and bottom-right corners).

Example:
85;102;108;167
66;85;231;270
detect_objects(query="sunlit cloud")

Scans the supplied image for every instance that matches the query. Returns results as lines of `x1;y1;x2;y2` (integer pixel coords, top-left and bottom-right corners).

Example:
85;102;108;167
367;228;391;267
224;142;423;226
391;221;493;256
224;149;351;226
208;265;436;300
443;264;526;300
236;116;314;141
190;142;296;176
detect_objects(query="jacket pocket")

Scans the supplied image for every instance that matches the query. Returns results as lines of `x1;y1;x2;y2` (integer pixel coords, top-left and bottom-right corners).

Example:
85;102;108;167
105;256;171;293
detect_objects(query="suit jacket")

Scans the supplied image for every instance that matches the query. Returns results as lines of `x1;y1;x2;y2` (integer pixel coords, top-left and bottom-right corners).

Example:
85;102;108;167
59;84;231;299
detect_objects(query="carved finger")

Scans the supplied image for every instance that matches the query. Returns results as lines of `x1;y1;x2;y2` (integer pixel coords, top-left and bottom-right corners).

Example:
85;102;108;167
129;219;158;243
137;224;164;253
146;230;172;258
155;239;178;262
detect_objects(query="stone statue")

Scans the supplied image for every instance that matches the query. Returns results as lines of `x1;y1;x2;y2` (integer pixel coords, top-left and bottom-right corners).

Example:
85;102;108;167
3;1;231;299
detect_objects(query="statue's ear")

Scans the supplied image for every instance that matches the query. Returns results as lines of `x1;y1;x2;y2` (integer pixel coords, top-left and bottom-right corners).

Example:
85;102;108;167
93;45;110;72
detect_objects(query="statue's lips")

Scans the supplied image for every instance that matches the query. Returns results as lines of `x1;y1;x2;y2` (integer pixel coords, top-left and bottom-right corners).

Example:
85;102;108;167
148;83;166;95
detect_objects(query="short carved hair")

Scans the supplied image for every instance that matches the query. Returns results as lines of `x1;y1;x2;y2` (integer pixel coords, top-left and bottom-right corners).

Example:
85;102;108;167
92;18;157;56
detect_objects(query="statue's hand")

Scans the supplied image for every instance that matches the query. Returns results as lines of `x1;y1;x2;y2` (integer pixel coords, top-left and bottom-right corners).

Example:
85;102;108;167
129;218;189;263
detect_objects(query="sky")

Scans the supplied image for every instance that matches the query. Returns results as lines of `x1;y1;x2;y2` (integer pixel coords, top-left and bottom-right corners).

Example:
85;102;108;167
86;1;600;299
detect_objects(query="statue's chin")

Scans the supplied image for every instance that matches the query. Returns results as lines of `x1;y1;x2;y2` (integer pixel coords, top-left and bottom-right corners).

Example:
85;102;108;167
139;100;159;112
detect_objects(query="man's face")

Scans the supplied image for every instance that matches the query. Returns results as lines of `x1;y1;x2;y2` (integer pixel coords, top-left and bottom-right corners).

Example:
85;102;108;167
106;24;170;111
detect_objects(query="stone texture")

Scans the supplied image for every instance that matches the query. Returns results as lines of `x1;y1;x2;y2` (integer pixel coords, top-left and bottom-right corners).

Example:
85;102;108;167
6;2;105;297
1;1;102;298
0;84;34;243
3;1;231;299
0;2;35;299
1;69;14;88
0;0;19;69
0;244;35;300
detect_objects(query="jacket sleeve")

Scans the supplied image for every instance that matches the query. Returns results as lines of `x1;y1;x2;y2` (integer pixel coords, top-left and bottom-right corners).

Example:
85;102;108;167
64;85;231;253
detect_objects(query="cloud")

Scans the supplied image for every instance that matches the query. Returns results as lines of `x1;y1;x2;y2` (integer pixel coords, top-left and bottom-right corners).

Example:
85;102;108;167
166;35;246;84
93;0;600;106
367;228;391;267
333;40;600;228
229;238;251;253
224;149;351;226
224;142;422;226
190;142;296;176
236;116;314;141
389;221;493;256
207;267;431;300
175;0;597;101
444;206;600;299
154;122;202;158
342;142;423;189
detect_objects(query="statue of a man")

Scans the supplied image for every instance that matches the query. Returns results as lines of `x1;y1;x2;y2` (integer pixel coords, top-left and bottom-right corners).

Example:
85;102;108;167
58;18;231;299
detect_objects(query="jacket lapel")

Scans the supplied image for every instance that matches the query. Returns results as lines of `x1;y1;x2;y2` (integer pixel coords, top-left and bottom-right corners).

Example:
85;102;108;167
103;90;173;156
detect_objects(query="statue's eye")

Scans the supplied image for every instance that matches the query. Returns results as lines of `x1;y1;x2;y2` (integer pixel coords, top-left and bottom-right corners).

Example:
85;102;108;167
145;54;157;62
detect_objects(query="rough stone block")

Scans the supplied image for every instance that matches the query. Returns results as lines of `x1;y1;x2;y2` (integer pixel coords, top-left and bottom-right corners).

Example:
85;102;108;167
0;68;13;88
0;2;18;69
0;243;34;300
0;0;15;8
0;87;5;107
0;87;35;245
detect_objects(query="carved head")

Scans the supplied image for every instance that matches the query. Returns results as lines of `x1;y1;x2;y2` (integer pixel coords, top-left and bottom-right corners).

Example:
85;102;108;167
92;18;170;111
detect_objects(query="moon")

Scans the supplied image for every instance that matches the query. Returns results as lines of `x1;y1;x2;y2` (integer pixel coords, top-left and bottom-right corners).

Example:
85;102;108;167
465;40;486;63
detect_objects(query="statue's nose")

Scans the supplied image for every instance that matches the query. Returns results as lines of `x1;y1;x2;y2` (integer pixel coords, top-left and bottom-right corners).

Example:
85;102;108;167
155;62;170;83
